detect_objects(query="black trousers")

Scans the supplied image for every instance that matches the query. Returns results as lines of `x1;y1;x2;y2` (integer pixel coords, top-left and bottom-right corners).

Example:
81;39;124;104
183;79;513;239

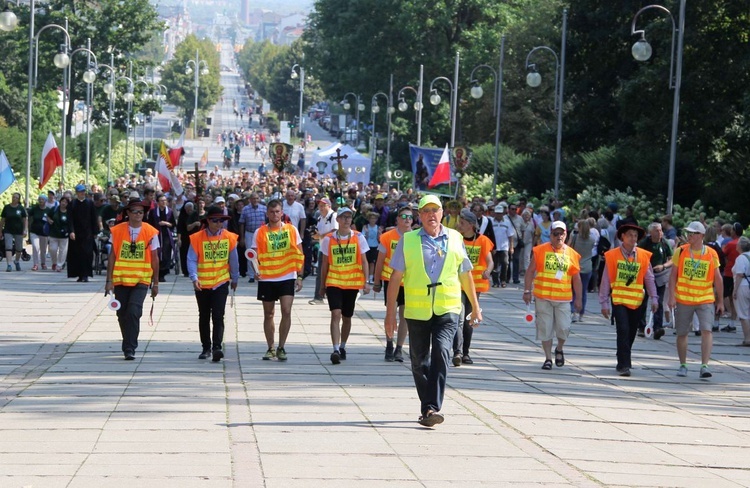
453;291;477;356
195;282;229;351
179;238;190;276
613;304;646;370
114;284;149;354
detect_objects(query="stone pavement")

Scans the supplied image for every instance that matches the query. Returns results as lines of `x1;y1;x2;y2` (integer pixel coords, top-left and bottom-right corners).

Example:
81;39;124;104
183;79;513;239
1;266;750;487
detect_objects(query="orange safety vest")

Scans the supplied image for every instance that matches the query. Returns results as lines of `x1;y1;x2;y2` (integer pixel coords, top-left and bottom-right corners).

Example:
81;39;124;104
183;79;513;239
673;244;719;305
189;229;238;289
379;228;403;282
532;242;581;302
464;234;494;293
326;231;365;290
111;222;159;286
255;223;304;279
604;247;652;309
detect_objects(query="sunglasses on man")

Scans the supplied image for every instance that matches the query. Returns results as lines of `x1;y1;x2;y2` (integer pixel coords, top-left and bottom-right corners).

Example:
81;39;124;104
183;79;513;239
399;213;414;220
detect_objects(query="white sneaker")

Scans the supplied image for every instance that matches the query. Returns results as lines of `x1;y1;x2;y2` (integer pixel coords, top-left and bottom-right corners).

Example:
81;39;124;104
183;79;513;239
571;313;578;323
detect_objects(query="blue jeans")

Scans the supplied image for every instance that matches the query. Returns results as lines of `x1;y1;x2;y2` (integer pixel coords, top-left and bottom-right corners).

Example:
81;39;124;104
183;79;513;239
406;312;458;416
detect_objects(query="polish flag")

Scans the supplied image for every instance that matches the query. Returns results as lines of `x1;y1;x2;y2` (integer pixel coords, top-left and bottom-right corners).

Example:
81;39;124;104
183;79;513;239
428;144;451;189
39;132;63;190
156;141;183;195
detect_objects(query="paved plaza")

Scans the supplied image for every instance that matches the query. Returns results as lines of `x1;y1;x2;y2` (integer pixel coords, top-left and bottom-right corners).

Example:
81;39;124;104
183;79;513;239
1;268;750;487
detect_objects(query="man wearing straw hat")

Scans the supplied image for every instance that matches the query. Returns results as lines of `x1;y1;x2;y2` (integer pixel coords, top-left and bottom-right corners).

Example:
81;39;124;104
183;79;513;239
105;198;160;361
188;206;239;362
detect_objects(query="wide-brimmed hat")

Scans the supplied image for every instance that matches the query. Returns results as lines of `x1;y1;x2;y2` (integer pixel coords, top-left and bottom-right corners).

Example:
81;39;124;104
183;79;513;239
617;223;645;240
123;199;150;212
201;206;231;224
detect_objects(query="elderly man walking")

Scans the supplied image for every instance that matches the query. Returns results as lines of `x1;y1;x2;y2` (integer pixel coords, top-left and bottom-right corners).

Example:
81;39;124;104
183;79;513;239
385;195;482;427
523;221;582;370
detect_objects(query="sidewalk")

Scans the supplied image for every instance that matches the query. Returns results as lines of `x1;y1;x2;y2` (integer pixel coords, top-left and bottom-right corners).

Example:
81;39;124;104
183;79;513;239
1;266;749;487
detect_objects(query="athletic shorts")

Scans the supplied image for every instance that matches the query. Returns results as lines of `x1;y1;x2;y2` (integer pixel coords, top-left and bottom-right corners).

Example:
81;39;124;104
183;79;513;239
366;248;378;264
326;286;359;318
382;280;405;307
257;279;295;302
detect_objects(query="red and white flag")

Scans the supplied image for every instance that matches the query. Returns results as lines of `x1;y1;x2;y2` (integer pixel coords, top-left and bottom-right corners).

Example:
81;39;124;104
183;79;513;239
39;132;63;190
156;141;183;195
428;144;451;189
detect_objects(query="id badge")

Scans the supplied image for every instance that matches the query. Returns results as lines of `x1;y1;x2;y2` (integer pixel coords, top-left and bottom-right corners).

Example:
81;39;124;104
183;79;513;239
555;270;564;281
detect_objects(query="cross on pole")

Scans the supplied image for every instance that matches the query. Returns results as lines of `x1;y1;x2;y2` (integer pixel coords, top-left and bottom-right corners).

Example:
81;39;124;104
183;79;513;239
329;147;348;182
188;162;207;197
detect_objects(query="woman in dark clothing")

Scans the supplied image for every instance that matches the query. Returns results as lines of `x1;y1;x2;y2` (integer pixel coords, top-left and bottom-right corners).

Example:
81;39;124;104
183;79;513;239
148;193;176;281
302;197;318;278
48;196;73;271
176;201;201;277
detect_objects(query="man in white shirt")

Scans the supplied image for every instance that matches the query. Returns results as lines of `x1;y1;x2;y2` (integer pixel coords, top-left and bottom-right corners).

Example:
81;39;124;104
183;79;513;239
491;205;515;288
310;197;338;304
283;189;306;235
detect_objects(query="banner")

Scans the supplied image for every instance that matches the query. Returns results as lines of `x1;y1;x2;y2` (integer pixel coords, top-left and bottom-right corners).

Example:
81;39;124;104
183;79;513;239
156;141;183;196
39;132;63;190
0;150;16;195
409;144;456;197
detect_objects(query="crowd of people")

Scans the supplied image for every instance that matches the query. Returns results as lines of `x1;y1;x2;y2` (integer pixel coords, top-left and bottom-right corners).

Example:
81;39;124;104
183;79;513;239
2;164;749;427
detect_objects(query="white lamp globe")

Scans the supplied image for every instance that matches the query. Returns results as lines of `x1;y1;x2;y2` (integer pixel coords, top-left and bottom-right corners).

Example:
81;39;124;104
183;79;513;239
54;52;70;69
632;39;653;61
470;85;483;99
526;72;542;88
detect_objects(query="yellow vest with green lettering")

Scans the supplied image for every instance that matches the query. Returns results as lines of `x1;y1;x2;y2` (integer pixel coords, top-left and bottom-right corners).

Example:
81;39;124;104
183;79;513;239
402;229;463;320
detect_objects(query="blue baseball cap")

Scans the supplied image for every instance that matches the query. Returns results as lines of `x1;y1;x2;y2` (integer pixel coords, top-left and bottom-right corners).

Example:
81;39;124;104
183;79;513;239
75;184;86;192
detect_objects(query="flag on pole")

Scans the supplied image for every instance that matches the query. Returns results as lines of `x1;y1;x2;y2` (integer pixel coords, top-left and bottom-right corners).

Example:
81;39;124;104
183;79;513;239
199;148;209;170
428;144;451;189
39;132;63;190
0;150;16;195
156;141;183;196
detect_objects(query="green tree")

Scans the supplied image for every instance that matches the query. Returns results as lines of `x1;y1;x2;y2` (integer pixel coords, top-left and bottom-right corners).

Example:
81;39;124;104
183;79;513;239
161;35;222;130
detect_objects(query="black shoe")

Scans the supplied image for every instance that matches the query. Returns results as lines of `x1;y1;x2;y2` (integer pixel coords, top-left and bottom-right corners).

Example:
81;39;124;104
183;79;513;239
721;324;737;332
462;355;473;365
199;349;210;359
76;277;83;282
654;328;665;340
695;330;702;336
618;367;631;377
159;277;166;282
637;329;645;338
212;349;224;362
339;347;346;360
384;344;395;362
393;347;404;362
124;351;135;360
248;277;255;283
330;351;341;364
418;410;444;427
452;353;461;367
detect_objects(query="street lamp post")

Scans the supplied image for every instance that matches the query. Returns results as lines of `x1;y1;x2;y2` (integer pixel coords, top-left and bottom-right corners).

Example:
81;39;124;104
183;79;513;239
341;92;365;147
397;64;424;147
370;90;392;179
68;39;99;185
631;0;685;215
98;53;118;184
290;63;304;139
118;72;135;176
525;8;567;199
470;35;506;200
151;84;167;159
135;78;152;159
185;49;209;139
25;9;71;206
428;51;460;147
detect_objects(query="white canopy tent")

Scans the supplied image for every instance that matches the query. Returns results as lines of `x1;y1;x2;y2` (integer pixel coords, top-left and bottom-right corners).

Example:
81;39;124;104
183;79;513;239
311;143;372;185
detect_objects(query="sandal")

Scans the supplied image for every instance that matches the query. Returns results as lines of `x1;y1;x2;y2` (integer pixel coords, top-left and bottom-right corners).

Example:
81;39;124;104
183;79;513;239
31;265;38;271
542;359;553;370
555;349;565;367
739;341;750;347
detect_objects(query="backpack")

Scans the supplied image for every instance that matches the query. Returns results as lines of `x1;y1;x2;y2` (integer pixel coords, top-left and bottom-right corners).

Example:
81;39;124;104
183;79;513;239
597;235;611;255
